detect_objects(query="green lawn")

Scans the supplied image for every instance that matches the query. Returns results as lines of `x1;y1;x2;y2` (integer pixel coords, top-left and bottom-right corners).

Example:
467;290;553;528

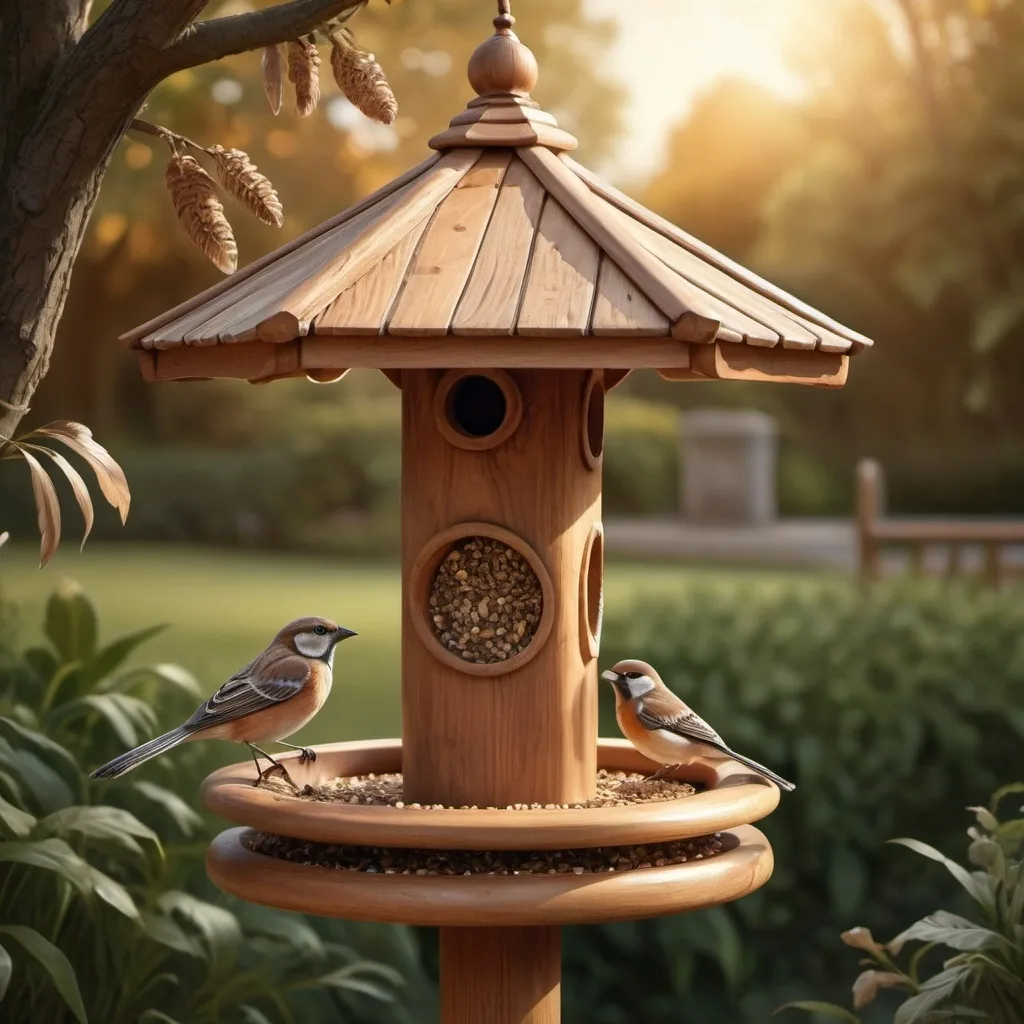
0;543;814;746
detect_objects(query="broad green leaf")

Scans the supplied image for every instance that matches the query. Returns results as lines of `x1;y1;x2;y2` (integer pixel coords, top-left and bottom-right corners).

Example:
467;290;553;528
84;865;139;919
0;838;92;894
48;693;156;748
239;1006;274;1024
231;903;323;957
0;942;11;1001
159;891;240;970
139;911;203;959
0;742;74;815
45;580;97;662
0;924;87;1024
22;647;58;685
322;974;396;1003
324;960;404;988
0;795;36;838
774;1002;861;1022
35;805;160;862
129;782;202;836
888;839;993;910
0;718;80;792
894;964;972;1024
81;626;167;690
890;911;1006;954
990;783;1024;814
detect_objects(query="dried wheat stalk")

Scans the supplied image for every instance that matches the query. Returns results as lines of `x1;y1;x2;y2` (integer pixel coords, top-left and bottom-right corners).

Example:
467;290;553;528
287;38;321;116
262;44;284;115
164;153;238;274
206;145;284;228
329;31;397;125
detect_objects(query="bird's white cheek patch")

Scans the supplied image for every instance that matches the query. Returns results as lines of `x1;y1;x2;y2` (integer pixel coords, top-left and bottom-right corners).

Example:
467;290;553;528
295;633;330;659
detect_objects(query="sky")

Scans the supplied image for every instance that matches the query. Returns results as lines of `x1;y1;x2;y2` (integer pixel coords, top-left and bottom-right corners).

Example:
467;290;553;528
588;0;809;185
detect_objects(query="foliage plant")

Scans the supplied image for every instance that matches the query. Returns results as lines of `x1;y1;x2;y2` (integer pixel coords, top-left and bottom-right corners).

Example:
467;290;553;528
779;784;1024;1023
572;578;1024;1024
0;580;413;1024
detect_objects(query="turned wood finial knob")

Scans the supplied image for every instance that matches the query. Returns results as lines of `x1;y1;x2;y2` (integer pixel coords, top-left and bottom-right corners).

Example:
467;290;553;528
468;1;538;97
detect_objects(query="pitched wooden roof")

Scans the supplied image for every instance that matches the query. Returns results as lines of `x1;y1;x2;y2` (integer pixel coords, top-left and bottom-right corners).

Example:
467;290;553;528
121;13;871;388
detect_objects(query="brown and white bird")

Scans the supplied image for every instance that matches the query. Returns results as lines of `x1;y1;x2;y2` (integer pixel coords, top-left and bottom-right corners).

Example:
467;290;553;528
90;617;356;788
602;659;795;792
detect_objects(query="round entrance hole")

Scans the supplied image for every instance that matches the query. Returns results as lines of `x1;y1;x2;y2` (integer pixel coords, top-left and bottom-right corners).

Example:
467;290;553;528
434;369;523;451
580;523;604;660
581;372;605;469
409;523;554;677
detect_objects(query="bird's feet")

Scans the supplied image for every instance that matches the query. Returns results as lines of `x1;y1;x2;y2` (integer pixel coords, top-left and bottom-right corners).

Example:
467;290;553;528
642;764;678;783
297;747;317;766
253;762;299;792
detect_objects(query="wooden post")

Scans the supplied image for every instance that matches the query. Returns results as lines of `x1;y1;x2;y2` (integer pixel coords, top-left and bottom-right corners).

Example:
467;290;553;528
856;458;883;585
440;927;560;1024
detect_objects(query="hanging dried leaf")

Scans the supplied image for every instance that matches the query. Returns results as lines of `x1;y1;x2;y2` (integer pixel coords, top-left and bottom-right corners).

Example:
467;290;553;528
32;420;131;524
164;153;237;274
261;44;284;115
20;448;61;566
206;145;284;228
329;32;397;125
38;446;95;549
287;38;321;117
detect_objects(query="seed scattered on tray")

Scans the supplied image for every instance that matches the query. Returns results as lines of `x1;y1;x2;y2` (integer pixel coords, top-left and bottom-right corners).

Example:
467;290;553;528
246;832;724;875
262;768;697;807
429;536;543;665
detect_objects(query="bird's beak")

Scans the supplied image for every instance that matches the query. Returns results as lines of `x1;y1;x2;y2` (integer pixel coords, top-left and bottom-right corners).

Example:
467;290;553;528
335;627;358;640
601;670;621;684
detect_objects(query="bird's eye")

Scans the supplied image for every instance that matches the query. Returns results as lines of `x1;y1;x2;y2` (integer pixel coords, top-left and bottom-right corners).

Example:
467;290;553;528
313;625;327;636
624;671;641;679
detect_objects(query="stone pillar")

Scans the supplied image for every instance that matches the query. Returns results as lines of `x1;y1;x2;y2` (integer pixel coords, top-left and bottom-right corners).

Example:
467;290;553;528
680;409;778;526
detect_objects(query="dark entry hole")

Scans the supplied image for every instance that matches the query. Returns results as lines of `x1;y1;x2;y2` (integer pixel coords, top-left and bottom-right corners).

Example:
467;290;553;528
448;375;508;438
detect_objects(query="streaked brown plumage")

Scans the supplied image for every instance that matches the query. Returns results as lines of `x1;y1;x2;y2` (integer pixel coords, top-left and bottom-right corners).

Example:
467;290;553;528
90;617;356;788
602;658;795;792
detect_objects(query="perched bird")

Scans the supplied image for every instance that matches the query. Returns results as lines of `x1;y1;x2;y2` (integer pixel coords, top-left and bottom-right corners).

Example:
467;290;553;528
90;617;357;789
602;659;795;792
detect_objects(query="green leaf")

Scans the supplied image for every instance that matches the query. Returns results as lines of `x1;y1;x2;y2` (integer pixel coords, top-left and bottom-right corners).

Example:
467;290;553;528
129;782;202;836
888;839;993;910
0;924;87;1024
84;865;139;919
45;581;98;664
774;1001;861;1021
80;625;167;690
47;694;157;749
0;942;11;1001
22;647;58;686
321;974;397;1003
139;911;203;959
971;292;1024;355
35;805;161;862
0;837;92;894
0;741;74;815
239;1006;274;1024
0;718;80;793
158;891;240;971
890;911;1005;954
894;964;972;1024
138;1012;184;1024
990;783;1024;815
0;795;36;838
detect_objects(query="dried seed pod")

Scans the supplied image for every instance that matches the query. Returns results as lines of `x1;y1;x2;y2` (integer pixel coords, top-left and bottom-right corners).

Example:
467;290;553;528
164;153;237;274
206;145;284;228
261;44;284;115
329;31;398;125
287;38;322;116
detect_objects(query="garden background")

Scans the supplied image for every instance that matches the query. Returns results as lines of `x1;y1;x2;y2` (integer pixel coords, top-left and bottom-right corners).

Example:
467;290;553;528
2;1;1023;1022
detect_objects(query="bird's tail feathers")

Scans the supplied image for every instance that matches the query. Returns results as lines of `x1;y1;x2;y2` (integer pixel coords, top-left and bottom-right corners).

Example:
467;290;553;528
90;726;193;780
726;750;795;792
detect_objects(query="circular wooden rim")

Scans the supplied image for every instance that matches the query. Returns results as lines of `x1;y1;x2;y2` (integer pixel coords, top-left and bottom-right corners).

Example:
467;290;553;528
207;823;774;927
580;370;605;470
579;523;604;661
201;738;781;850
433;369;523;452
408;521;556;678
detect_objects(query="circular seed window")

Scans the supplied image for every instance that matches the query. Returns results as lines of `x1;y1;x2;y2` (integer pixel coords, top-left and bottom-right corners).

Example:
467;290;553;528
434;369;523;451
580;523;604;660
410;523;554;677
581;371;605;469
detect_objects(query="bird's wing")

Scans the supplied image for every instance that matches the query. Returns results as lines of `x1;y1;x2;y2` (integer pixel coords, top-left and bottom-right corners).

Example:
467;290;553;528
183;653;311;731
636;692;728;750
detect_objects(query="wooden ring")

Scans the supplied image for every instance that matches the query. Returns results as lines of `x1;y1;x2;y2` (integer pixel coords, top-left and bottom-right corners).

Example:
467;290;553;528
581;370;605;469
433;369;523;451
579;522;604;661
409;522;555;678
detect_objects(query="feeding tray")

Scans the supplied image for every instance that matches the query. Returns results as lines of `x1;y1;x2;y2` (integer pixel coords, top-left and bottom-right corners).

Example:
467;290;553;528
201;738;779;850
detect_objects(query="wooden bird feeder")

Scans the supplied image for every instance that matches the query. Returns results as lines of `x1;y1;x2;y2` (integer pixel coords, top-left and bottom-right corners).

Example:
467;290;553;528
120;6;872;1021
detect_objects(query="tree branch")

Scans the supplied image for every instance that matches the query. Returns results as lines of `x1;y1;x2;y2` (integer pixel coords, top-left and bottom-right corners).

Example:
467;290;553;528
163;0;367;73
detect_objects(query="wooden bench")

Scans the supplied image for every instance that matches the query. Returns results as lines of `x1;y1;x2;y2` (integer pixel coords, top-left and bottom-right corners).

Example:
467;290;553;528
856;458;1024;585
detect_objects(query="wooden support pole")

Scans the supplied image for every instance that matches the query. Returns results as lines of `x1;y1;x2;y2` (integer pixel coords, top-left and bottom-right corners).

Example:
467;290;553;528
856;458;883;586
440;927;560;1024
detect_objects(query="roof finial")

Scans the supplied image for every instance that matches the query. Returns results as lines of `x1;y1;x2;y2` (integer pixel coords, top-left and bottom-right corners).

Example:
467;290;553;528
468;0;537;97
495;0;514;32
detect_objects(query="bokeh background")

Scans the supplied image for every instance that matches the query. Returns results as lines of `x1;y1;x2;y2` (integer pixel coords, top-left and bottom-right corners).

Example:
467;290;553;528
2;1;1023;1022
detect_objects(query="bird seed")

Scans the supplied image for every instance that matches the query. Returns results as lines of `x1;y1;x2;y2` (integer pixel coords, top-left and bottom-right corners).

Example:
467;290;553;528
246;832;724;875
429;536;543;665
275;768;697;808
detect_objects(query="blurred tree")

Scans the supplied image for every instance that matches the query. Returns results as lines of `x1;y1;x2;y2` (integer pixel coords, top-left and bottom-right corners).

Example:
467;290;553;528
22;0;621;438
